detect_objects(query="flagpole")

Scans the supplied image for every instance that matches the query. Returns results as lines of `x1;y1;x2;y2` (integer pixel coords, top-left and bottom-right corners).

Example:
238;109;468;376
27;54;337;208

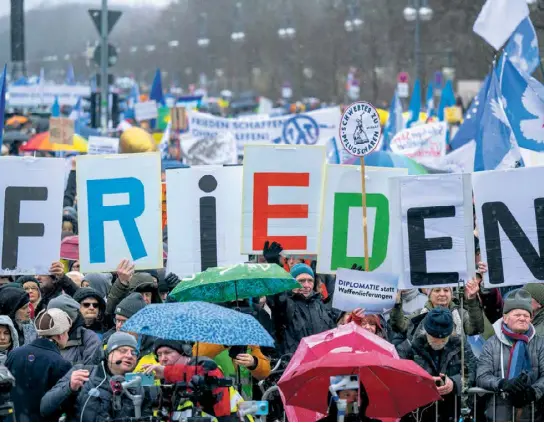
100;0;109;131
361;158;369;272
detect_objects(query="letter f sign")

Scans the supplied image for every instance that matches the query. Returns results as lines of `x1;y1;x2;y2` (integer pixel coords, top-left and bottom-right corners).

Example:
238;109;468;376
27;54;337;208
87;178;147;263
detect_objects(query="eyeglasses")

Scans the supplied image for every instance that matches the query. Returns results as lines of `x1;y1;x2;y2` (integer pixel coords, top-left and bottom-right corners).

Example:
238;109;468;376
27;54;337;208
24;286;39;292
82;302;99;309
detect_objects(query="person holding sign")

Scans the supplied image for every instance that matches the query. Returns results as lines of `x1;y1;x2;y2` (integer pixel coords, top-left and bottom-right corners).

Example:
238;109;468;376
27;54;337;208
338;308;388;340
390;283;485;343
264;241;337;355
476;289;544;422
406;308;475;422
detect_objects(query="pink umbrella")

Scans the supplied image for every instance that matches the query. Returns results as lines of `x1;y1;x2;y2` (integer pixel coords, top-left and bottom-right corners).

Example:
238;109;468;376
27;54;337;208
280;322;399;422
60;235;79;260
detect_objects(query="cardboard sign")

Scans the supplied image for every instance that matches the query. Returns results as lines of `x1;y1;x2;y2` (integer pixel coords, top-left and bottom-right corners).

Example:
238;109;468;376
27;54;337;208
170;106;188;132
135;100;158;121
76;153;163;272
87;136;120;155
317;165;407;274
473;167;544;287
390;174;474;289
389;122;447;166
242;145;326;255
166;165;247;276
49;117;74;145
0;157;65;274
332;268;398;313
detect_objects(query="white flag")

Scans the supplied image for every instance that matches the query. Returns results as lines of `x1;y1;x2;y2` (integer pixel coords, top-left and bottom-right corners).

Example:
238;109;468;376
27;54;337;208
473;0;529;50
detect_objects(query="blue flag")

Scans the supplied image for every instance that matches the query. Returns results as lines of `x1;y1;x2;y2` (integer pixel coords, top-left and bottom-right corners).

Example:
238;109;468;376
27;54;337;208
66;64;75;85
425;82;435;118
450;75;490;151
0;65;7;144
382;90;404;150
51;96;61;117
505;17;540;75
437;80;456;121
150;69;165;106
406;80;421;127
474;69;522;171
498;57;544;151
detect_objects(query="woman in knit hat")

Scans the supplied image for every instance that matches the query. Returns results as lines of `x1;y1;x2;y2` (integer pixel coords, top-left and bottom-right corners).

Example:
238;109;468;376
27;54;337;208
5;309;72;422
390;283;485;342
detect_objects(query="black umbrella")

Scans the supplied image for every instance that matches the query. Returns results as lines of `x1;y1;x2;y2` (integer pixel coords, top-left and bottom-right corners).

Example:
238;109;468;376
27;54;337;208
2;131;30;144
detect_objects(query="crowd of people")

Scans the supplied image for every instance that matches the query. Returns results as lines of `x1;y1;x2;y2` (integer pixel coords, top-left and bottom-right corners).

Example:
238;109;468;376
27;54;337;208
0;175;543;422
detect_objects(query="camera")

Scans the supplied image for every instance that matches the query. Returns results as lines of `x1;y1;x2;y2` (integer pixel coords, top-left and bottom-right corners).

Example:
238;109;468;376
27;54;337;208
0;365;16;419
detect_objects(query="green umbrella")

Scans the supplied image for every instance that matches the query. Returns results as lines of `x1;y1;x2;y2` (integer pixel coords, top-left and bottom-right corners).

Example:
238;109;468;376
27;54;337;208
169;263;301;303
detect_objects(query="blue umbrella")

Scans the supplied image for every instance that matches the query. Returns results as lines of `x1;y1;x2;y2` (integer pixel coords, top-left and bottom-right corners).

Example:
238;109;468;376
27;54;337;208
121;302;275;347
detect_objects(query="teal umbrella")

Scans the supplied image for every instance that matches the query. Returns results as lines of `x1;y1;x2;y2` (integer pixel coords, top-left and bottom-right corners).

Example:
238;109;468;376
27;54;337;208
169;263;300;303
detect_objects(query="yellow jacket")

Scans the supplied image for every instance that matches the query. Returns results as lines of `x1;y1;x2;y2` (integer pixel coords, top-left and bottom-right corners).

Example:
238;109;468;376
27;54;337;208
192;343;271;380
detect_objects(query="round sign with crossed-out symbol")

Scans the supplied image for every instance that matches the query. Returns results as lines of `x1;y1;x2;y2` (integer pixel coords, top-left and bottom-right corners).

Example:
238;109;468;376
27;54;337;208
339;101;381;157
282;115;320;145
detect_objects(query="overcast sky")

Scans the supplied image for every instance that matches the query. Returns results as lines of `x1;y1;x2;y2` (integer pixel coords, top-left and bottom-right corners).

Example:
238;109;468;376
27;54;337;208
0;0;173;16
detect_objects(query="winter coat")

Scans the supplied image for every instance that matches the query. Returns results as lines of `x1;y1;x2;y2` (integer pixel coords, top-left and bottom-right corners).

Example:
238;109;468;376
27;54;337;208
6;337;71;422
0;315;18;365
268;292;337;355
390;298;484;342
409;334;476;422
106;275;161;318
41;361;154;422
62;315;103;365
476;318;544;422
0;285;36;346
532;308;544;336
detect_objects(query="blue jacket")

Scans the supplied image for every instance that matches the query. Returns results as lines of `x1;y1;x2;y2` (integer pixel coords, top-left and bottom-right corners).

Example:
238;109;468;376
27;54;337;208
6;337;72;422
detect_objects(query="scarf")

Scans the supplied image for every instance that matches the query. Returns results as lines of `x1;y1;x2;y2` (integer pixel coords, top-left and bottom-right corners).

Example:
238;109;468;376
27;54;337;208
501;323;533;379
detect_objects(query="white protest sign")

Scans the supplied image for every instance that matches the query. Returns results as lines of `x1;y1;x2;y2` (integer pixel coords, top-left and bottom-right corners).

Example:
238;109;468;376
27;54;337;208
88;136;120;155
8;84;90;107
242;145;325;255
76;153;163;273
317;165;407;274
166;166;247;276
179;132;238;165
428;140;476;173
0;157;65;274
391;173;474;289
333;268;398;313
135;100;158;121
390;122;447;166
473;166;544;287
188;107;341;152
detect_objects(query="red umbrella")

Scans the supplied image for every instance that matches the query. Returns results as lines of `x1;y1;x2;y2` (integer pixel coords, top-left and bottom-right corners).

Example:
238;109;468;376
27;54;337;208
280;322;399;422
278;350;441;420
60;236;79;260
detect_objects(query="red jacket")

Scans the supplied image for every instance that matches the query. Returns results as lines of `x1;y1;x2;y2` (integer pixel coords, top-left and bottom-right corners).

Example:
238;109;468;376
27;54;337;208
163;363;232;418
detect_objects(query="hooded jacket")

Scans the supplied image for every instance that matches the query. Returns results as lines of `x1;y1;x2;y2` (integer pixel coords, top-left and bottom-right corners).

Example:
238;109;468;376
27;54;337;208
61;314;103;365
476;318;544;422
532;307;544;336
0;315;18;365
73;287;108;335
0;285;36;346
268;291;337;355
82;273;112;300
106;273;161;318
